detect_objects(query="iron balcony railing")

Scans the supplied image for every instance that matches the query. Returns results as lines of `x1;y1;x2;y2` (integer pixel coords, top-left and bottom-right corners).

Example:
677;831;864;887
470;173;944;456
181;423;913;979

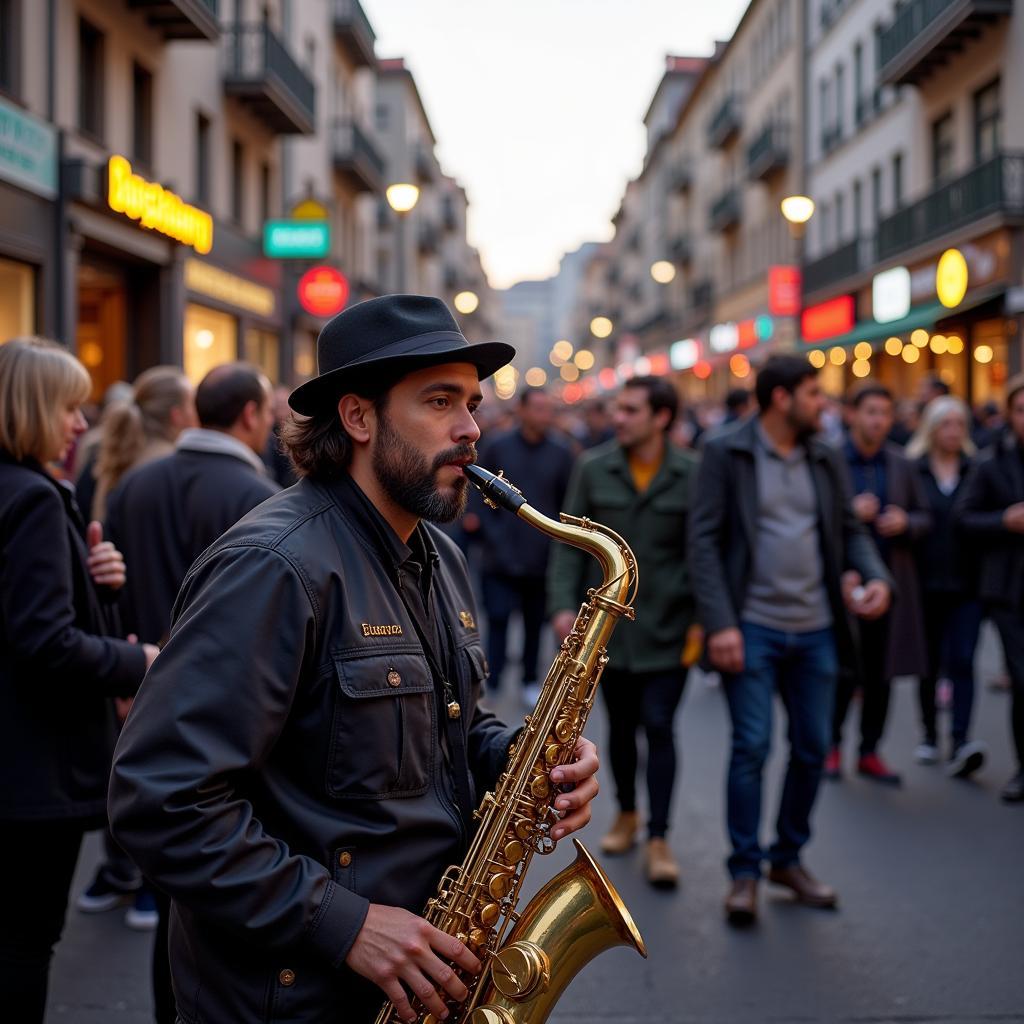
709;187;741;232
803;237;869;294
877;152;1024;261
332;118;385;192
691;279;714;312
332;0;376;66
746;123;790;181
707;94;742;149
669;234;692;265
878;0;1014;85
222;22;316;134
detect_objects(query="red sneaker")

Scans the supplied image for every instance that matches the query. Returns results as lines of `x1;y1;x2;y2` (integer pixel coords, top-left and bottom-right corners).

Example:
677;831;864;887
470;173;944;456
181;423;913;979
857;752;902;786
824;747;841;780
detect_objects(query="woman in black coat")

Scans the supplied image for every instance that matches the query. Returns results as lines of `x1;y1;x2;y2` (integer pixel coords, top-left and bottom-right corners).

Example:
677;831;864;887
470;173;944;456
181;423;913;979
0;337;158;1022
907;395;986;778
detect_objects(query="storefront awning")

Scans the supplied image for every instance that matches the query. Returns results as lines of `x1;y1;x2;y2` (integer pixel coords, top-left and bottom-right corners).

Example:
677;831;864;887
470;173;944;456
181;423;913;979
810;286;1005;350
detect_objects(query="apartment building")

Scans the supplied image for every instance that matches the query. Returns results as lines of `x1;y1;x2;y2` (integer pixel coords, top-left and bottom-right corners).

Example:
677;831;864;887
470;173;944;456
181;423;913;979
0;0;490;397
803;0;1024;404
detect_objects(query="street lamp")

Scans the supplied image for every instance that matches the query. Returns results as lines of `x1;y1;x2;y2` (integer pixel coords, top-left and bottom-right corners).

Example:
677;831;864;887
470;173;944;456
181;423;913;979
590;316;613;339
650;260;676;284
454;290;479;315
781;195;816;348
386;183;420;292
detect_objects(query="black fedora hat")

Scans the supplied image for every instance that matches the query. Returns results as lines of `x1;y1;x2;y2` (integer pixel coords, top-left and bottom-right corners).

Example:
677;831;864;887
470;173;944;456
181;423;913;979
289;294;515;416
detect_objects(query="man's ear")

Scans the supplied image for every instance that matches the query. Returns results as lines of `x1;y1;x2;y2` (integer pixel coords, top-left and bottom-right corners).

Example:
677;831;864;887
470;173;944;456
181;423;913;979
338;394;373;444
239;400;260;432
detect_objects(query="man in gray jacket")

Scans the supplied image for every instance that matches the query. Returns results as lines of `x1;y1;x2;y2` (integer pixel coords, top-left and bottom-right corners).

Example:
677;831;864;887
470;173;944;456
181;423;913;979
689;356;891;925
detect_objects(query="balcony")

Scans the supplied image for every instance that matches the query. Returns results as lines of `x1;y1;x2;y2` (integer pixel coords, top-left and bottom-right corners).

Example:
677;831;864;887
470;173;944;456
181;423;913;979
332;119;385;193
707;95;742;149
670;161;693;193
442;195;459;232
821;123;843;156
690;279;713;314
127;0;219;40
418;222;440;254
709;187;741;232
415;144;436;183
332;0;376;68
878;0;1014;87
222;23;316;134
443;265;459;290
746;123;790;181
669;234;692;266
877;152;1024;261
803;237;867;294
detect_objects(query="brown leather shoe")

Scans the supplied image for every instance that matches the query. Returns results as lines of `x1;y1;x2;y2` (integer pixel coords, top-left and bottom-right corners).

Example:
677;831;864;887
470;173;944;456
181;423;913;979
724;877;758;924
767;864;838;908
644;838;680;889
599;811;639;855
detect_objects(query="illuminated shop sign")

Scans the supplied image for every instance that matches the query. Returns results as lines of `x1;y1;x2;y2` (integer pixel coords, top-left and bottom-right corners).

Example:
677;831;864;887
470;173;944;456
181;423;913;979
709;322;739;353
768;266;801;316
298;266;349;317
801;295;855;342
872;266;911;323
107;155;213;254
936;248;969;308
184;258;276;318
670;339;700;370
264;219;331;259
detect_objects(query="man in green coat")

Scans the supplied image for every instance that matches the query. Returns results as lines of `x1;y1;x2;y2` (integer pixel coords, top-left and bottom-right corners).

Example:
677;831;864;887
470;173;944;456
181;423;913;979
548;375;699;888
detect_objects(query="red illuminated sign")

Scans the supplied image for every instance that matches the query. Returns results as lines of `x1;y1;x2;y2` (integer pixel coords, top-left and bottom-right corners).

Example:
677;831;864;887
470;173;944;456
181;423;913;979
769;266;802;317
737;320;757;348
801;295;855;342
297;266;349;317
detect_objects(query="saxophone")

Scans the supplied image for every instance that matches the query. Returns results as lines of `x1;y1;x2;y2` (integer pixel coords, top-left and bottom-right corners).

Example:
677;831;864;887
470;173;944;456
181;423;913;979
375;464;646;1024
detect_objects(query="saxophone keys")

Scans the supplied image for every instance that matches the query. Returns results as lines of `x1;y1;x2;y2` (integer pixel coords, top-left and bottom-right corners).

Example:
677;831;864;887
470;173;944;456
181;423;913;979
488;872;513;899
544;743;562;765
503;839;524;863
479;902;501;927
530;776;551;799
469;927;489;949
514;819;534;840
554;719;575;742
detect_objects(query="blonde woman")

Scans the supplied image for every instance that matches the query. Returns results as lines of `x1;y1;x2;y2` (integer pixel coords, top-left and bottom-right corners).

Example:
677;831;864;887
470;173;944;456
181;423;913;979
0;338;159;1022
89;365;197;521
907;396;986;778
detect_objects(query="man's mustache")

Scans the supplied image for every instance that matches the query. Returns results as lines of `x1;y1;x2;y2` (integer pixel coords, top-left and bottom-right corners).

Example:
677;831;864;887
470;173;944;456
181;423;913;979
432;444;477;472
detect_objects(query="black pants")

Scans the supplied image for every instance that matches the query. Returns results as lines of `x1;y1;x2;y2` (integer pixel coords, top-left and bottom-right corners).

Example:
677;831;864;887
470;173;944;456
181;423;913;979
0;818;86;1023
600;667;688;838
992;607;1024;770
482;572;547;689
154;887;177;1024
833;614;892;756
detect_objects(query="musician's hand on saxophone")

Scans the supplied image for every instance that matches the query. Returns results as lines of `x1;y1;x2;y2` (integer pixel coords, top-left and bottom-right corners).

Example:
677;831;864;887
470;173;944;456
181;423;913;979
549;736;600;841
346;904;482;1022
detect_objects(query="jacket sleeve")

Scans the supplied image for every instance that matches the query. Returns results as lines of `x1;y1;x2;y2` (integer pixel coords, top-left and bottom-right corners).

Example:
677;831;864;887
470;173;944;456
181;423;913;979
545;456;593;617
1;481;146;695
467;704;520;791
687;441;740;636
108;543;369;969
955;458;1009;535
835;452;891;586
897;456;932;541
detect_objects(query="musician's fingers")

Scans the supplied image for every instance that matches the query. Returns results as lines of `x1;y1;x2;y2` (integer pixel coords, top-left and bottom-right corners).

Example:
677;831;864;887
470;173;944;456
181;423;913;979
552;800;593;840
417;949;469;1003
551;738;598;786
381;978;416;1023
554;774;598;815
400;964;450;1021
429;927;481;976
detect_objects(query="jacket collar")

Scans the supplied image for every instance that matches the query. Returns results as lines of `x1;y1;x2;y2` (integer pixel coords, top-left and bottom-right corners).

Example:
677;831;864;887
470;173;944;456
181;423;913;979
725;415;829;461
0;448;85;530
175;428;267;475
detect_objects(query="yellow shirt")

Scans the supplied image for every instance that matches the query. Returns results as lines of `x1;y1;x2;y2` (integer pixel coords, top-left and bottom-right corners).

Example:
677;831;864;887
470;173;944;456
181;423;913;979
628;451;662;493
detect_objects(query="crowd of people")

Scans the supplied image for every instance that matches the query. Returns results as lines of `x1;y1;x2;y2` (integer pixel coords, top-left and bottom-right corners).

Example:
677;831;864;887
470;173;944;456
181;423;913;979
1;296;1022;1022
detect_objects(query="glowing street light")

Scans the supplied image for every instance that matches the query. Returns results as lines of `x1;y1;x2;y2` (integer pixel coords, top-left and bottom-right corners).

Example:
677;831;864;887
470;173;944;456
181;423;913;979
780;195;816;228
385;183;420;214
454;290;479;315
650;260;676;284
590;316;613;339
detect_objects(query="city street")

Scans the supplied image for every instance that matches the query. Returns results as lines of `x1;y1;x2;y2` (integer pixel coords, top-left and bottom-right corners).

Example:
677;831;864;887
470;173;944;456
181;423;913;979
50;625;1024;1024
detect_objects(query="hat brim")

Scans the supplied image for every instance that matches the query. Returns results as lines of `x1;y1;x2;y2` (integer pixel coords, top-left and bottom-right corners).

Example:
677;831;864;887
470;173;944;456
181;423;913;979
288;340;515;416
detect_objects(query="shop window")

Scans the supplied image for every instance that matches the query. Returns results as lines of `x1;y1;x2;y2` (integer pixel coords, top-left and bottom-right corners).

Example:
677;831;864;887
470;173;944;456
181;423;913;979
974;78;1001;164
294;333;315;381
245;328;279;384
931;112;955;183
132;62;153;168
78;17;105;140
971;318;1010;407
77;261;126;402
0;257;34;341
0;0;19;97
184;303;237;385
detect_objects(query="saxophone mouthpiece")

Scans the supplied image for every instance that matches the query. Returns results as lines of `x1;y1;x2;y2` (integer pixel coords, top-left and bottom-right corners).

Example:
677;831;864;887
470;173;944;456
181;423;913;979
464;464;527;514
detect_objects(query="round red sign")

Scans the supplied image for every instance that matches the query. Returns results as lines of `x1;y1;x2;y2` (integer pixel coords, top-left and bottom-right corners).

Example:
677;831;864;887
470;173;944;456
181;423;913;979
297;266;349;317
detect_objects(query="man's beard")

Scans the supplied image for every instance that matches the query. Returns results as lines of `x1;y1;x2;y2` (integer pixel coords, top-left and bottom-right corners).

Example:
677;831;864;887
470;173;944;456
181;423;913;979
372;411;474;523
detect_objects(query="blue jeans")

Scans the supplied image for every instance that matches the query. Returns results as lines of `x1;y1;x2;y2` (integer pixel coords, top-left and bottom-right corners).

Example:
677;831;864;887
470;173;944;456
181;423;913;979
723;622;838;879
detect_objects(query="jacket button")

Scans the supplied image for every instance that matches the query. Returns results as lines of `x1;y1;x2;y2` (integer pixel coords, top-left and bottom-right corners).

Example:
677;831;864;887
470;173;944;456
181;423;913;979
279;968;296;986
387;669;401;687
338;851;352;867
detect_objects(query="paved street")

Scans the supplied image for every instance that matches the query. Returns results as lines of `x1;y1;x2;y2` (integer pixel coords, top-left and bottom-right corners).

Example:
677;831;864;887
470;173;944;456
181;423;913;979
50;624;1024;1023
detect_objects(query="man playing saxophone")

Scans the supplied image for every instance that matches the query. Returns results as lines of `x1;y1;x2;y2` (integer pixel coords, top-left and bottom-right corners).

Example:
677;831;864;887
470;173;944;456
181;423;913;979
108;295;600;1024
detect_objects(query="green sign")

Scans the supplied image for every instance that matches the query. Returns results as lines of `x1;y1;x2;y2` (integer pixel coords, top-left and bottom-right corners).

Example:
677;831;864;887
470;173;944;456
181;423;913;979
0;96;57;199
263;219;330;258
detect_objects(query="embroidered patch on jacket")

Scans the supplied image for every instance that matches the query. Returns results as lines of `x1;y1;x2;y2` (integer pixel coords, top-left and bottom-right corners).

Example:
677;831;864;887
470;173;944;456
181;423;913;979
361;623;404;637
458;610;476;629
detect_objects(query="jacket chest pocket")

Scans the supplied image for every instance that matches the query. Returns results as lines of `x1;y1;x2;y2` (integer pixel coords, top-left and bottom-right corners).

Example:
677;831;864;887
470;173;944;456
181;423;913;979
327;650;434;799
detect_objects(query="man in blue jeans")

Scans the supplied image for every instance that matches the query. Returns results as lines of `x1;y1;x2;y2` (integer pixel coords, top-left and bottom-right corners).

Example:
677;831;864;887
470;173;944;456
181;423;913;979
689;356;892;924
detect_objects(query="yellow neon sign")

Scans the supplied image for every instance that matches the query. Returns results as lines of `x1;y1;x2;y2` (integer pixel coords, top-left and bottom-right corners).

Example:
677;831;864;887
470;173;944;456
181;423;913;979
107;154;214;254
936;248;968;308
184;258;275;318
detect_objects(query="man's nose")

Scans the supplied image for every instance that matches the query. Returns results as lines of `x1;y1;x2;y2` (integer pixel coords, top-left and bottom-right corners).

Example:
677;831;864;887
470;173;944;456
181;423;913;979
455;407;481;443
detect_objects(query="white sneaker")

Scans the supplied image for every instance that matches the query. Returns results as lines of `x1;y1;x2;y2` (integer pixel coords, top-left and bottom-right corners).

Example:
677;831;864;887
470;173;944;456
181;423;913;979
522;682;542;709
947;740;987;779
914;743;940;765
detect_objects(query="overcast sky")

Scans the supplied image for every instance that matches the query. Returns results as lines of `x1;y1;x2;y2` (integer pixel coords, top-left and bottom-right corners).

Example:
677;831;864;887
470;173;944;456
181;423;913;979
361;0;749;289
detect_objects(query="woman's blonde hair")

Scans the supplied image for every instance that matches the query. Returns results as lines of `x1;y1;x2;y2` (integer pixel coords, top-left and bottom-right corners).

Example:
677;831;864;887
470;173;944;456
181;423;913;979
0;337;91;462
906;395;976;459
94;365;191;501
